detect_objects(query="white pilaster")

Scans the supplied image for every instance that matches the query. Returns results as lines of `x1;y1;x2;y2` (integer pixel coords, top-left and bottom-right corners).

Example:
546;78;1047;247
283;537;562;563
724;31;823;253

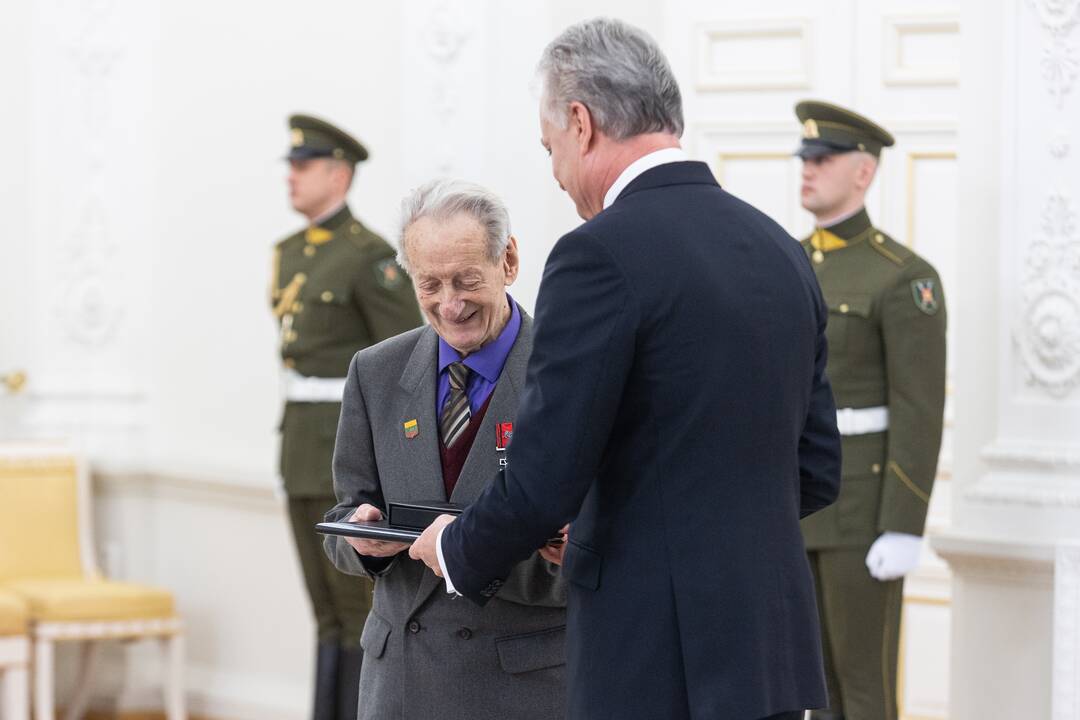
935;1;1080;716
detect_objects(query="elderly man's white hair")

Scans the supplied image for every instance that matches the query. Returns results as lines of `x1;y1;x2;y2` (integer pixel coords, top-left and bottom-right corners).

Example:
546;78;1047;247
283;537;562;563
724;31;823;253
537;17;684;140
396;179;512;273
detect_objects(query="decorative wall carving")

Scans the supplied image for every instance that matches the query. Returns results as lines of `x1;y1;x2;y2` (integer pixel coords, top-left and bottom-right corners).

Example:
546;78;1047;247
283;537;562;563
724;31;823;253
419;0;471;176
51;0;125;348
1016;194;1080;396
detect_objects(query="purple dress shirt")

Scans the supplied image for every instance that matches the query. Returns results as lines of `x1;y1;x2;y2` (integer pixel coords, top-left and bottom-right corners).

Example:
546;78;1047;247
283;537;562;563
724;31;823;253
436;295;521;417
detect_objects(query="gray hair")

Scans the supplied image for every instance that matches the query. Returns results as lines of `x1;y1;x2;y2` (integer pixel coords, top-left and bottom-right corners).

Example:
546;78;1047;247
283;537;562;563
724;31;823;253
397;179;512;272
538;17;684;140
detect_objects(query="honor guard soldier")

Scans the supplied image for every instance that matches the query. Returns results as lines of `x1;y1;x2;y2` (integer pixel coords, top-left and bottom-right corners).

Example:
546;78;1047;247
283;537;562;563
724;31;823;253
794;100;947;720
271;114;422;720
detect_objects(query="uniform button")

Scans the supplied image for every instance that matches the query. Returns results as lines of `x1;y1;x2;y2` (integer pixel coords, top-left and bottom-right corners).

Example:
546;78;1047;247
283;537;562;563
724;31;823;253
351;224;361;234
839;303;850;313
457;627;472;640
812;250;824;264
303;245;316;257
408;620;421;634
283;358;295;368
321;290;334;302
872;463;882;474
285;330;298;342
875;233;885;244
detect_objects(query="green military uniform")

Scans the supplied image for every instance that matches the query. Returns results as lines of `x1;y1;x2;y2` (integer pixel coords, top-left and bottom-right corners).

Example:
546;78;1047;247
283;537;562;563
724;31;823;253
794;101;947;720
272;114;422;720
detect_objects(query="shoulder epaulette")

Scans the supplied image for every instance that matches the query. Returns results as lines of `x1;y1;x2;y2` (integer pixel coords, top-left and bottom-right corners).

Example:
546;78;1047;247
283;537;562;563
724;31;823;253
867;229;913;267
346;221;395;257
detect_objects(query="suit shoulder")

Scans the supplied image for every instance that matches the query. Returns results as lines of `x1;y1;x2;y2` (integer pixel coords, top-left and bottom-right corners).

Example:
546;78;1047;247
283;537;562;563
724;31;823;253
354;325;428;369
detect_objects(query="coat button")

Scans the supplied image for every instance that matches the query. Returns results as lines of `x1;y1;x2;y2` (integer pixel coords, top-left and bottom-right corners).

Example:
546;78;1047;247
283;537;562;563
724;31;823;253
839;303;850;313
872;463;882;474
303;245;316;257
457;627;472;640
875;233;885;244
812;250;824;264
408;620;421;634
321;290;334;302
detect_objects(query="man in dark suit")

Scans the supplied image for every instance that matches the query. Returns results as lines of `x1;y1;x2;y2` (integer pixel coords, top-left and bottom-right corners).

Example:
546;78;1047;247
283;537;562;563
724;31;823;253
410;18;842;720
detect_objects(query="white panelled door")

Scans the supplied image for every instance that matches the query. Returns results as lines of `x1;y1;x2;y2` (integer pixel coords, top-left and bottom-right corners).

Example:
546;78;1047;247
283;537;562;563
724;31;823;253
662;1;959;718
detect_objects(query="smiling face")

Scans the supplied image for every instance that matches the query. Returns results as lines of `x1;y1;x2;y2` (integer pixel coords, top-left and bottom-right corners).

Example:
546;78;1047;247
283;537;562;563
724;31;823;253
403;212;519;356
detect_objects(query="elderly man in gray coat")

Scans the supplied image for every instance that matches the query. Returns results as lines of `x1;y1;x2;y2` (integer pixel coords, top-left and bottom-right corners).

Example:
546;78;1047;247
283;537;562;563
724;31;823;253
323;179;567;720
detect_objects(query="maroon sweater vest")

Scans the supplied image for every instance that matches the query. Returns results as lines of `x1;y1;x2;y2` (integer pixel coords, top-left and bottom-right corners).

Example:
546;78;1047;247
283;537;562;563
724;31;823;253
439;393;494;499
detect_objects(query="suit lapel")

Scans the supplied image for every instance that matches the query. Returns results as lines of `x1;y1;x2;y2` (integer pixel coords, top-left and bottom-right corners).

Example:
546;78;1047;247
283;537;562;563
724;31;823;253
395;327;445;504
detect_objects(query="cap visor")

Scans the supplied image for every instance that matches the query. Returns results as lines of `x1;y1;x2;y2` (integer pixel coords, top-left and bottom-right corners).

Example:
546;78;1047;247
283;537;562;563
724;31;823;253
285;147;333;161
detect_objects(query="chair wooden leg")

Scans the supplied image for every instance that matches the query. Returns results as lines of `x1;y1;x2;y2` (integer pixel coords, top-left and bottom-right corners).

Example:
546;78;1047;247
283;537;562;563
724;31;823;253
32;638;53;720
1;664;30;720
63;641;100;720
162;633;186;720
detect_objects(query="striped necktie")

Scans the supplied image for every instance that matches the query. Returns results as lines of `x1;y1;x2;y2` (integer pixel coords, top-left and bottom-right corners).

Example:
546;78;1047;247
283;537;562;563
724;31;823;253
440;362;472;448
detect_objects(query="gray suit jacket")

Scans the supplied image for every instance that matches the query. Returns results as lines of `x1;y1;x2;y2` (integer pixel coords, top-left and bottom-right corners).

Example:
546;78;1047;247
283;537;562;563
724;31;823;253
324;310;567;720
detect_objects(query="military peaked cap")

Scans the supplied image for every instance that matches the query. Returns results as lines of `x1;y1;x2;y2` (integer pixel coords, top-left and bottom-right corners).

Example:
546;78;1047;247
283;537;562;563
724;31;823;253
794;100;895;159
286;114;369;164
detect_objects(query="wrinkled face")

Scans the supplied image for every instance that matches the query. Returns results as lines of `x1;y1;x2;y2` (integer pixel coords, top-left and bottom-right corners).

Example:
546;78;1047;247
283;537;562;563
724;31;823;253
404;213;520;356
287;158;340;217
540;111;590;219
800;152;867;217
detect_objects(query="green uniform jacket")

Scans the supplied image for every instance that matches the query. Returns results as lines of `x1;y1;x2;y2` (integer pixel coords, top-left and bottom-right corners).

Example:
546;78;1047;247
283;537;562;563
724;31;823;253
271;204;422;496
799;208;947;549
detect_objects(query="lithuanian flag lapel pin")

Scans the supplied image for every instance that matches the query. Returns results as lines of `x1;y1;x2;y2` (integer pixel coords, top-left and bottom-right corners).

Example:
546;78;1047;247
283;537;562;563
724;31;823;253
403;419;419;439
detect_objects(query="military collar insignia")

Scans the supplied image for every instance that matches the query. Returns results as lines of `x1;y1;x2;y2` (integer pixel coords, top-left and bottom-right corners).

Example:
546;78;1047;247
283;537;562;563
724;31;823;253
911;278;940;315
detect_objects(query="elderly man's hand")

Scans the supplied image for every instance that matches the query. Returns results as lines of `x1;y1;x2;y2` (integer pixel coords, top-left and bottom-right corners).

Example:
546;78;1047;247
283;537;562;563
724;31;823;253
409;513;456;577
538;525;570;566
345;504;411;558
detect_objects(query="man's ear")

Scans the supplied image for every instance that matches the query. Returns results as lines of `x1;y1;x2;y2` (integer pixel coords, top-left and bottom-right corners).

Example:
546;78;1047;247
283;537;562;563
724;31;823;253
503;235;520;285
569;101;594;155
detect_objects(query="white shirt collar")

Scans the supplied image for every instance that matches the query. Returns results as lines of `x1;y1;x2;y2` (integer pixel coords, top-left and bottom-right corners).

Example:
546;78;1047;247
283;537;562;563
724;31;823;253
602;147;688;210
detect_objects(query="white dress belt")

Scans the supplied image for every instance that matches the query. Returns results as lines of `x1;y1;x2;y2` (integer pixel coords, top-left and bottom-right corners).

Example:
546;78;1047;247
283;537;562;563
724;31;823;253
283;368;347;402
835;406;889;436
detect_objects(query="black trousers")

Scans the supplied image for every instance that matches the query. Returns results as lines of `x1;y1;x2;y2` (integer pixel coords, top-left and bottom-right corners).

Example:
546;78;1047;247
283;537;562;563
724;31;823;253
761;713;803;720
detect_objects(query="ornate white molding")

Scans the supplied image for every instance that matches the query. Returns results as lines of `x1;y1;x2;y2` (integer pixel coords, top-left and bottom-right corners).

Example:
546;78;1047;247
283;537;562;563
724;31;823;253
931;532;1056;586
95;466;283;511
1028;0;1080;35
1054;544;1080;720
882;14;960;87
964;473;1080;509
983;440;1080;468
694;19;813;91
1015;192;1080;396
418;0;471;176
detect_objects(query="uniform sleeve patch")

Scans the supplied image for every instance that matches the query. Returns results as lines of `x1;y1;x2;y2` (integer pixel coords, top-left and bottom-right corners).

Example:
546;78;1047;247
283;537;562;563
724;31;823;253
911;278;940;315
374;258;404;290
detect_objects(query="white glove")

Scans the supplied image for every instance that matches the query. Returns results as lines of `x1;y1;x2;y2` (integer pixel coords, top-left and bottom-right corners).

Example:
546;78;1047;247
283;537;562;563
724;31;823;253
865;532;922;581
